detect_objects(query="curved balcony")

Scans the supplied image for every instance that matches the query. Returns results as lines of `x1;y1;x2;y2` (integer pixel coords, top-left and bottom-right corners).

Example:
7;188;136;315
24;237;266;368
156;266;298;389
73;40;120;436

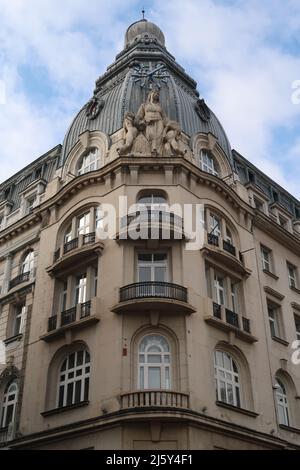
116;210;185;242
120;390;190;410
47;233;103;276
112;282;195;315
202;233;251;277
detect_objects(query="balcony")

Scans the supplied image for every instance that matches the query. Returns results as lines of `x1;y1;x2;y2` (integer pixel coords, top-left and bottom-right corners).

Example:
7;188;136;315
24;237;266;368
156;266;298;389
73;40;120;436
42;298;100;342
112;282;195;315
47;233;103;276
203;233;251;277
0;427;8;445
9;272;31;290
120;391;190;410
116;210;185;241
204;300;258;343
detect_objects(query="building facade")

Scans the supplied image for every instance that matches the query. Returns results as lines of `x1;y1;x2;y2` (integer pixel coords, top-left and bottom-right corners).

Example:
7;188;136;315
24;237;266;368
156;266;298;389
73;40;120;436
0;19;300;450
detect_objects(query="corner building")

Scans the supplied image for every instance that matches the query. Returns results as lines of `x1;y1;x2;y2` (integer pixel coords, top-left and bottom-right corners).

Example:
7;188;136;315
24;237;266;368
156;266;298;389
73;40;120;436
1;19;300;450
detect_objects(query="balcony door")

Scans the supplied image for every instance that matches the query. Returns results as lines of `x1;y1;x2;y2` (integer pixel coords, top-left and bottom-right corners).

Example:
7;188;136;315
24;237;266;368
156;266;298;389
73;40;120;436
77;212;91;236
138;335;171;390
138;253;168;297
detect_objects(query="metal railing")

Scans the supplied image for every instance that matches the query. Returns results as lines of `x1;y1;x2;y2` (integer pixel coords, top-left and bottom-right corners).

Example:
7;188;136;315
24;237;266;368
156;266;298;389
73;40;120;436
213;302;222;319
225;309;239;328
9;272;30;290
120;282;188;303
48;315;58;332
80;301;92;319
207;233;219;247
0;427;8;444
61;307;76;327
120;391;189;410
121;210;184;233
63;238;79;255
83;232;96;245
223;240;236;257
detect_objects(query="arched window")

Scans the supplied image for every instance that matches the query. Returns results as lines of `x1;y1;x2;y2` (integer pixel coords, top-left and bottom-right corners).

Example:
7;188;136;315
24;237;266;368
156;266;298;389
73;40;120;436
138;335;171;390
138;193;167;211
199;150;219;177
275;378;290;426
214;350;241;407
78;148;101;176
57;350;90;408
22;251;34;274
1;381;18;428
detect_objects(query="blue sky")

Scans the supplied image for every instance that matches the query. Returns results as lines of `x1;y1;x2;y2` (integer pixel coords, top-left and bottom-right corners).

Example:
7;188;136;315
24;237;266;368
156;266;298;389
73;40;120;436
0;0;300;198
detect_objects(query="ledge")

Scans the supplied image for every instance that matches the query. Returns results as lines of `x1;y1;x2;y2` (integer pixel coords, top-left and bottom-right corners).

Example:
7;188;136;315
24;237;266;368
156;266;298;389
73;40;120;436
271;336;289;347
216;401;259;418
3;334;23;346
263;269;279;281
204;315;258;344
201;244;251;278
291;301;300;312
290;286;300;295
279;424;300;435
40;315;100;343
41;401;89;417
264;286;284;300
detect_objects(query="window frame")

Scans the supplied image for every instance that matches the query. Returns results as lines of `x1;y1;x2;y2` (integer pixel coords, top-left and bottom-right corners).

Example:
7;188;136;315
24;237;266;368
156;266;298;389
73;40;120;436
77;148;101;176
214;350;241;408
138;334;171;390
261;245;272;272
1;381;18;429
199;150;219;177
57;350;90;409
275;378;290;426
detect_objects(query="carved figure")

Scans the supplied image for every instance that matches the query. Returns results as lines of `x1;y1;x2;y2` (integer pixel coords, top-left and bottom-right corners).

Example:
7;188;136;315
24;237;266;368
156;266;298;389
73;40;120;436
163;120;184;156
117;112;138;154
136;90;166;153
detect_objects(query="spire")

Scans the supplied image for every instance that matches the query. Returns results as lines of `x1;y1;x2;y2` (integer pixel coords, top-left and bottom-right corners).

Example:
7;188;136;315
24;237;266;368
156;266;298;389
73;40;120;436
142;8;146;20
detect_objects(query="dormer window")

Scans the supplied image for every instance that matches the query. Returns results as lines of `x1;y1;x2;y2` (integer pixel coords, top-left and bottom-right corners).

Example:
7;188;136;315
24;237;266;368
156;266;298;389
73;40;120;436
199;151;219;177
78;148;101;176
26;195;36;214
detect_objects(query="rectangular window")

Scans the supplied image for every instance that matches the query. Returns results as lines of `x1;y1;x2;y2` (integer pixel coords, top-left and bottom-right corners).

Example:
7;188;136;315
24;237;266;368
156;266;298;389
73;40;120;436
13;304;25;337
278;215;288;229
61;281;68;312
268;302;281;339
214;274;226;306
77;212;91;236
287;263;298;289
138;253;168;283
253;196;264;212
295;315;300;342
0;214;4;231
75;274;87;305
93;267;98;297
26;195;36;214
209;214;221;237
261;245;272;272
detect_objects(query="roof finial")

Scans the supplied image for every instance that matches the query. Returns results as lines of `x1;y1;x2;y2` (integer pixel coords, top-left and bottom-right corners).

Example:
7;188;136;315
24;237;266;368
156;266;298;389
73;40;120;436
142;8;145;20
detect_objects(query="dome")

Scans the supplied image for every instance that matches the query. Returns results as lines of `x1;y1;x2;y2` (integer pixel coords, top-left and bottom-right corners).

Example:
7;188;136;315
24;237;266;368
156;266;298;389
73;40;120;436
60;20;232;167
125;19;165;48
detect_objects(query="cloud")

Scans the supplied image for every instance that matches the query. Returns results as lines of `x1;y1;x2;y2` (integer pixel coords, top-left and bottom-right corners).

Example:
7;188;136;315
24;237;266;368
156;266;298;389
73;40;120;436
0;0;300;200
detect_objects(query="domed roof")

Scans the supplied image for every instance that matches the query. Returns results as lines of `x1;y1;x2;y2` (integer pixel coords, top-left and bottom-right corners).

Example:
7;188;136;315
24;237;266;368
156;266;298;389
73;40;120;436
125;19;165;48
60;20;232;167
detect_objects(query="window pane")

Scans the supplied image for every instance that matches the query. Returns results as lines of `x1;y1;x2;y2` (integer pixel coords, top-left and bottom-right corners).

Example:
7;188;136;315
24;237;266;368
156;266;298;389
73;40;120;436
75;381;82;403
148;367;161;389
139;266;152;282
66;383;74;406
147;354;162;364
84;378;89;402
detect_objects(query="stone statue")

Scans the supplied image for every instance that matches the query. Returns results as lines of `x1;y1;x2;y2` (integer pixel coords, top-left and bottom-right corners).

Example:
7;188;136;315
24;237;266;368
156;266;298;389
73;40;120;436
163;120;185;156
136;90;167;153
117;112;138;154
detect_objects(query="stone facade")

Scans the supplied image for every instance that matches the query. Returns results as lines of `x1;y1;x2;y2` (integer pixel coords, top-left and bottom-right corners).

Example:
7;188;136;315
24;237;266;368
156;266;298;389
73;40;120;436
0;19;300;450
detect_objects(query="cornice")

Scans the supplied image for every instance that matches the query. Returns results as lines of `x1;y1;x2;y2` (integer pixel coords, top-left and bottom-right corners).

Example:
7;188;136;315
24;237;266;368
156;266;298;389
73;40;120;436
254;211;300;255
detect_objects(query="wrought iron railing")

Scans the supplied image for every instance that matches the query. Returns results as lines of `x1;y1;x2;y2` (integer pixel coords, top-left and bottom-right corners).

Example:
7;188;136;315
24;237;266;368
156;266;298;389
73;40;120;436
80;301;92;319
9;272;30;290
213;302;222;319
63;238;79;255
207;233;219;247
121;210;183;232
223;240;236;257
0;427;9;444
61;307;76;327
83;232;96;245
48;315;58;332
120;391;189;410
225;309;239;328
120;282;188;303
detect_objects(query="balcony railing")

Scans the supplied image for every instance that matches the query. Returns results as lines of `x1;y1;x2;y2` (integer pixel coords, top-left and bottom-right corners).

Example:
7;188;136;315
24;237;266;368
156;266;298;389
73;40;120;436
223;240;236;257
120;391;190;410
83;232;96;246
211;303;252;335
61;307;76;327
213;302;222;319
120;282;188;303
207;233;219;247
80;301;92;319
63;238;79;255
9;272;30;290
0;427;8;444
225;309;239;328
48;315;58;332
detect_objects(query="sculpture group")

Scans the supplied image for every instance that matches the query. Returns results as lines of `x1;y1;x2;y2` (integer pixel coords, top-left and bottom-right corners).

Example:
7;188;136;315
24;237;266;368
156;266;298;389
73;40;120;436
118;90;185;157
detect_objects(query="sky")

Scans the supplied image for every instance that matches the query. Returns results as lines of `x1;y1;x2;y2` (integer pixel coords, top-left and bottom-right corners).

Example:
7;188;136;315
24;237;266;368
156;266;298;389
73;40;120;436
0;0;300;198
